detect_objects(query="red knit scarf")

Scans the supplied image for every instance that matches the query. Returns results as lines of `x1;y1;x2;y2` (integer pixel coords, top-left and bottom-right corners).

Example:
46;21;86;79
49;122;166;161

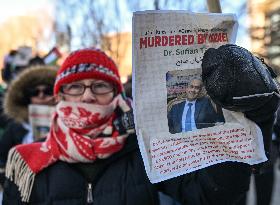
6;95;131;202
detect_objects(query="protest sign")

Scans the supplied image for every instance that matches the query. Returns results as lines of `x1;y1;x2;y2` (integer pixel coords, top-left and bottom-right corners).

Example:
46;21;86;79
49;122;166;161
28;104;55;141
132;11;267;183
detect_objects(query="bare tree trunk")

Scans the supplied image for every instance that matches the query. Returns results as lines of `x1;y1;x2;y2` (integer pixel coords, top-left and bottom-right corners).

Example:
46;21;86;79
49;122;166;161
154;0;160;10
207;0;222;13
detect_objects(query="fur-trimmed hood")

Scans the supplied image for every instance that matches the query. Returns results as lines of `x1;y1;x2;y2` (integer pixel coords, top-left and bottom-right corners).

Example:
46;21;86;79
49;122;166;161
4;65;57;123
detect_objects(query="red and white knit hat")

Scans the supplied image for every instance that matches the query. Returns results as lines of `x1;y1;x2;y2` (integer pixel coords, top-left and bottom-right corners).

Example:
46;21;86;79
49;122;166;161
54;48;122;95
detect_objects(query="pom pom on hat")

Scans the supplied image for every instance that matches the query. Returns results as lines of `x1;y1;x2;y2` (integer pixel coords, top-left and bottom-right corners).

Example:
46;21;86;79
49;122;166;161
54;48;122;95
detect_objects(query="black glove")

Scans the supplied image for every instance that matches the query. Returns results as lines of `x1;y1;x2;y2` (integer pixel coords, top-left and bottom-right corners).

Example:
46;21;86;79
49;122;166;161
201;44;280;163
113;95;135;135
201;44;280;115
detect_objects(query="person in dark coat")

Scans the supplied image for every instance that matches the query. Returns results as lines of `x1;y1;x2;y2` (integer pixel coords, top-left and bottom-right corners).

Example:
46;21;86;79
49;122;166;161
0;66;57;189
3;48;252;205
168;77;224;134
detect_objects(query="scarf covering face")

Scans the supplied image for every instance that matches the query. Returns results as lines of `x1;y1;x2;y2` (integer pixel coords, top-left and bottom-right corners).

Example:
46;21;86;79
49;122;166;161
6;94;131;202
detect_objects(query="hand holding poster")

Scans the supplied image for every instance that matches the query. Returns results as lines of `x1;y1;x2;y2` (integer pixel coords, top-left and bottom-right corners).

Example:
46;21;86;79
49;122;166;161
132;11;267;183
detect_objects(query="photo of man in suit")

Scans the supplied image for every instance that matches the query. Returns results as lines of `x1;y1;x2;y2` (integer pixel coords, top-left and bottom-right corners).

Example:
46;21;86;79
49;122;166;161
167;76;224;134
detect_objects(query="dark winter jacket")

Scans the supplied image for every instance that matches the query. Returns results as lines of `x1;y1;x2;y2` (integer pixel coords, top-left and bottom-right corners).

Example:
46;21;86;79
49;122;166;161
0;121;28;186
0;122;28;163
273;106;280;160
3;133;251;205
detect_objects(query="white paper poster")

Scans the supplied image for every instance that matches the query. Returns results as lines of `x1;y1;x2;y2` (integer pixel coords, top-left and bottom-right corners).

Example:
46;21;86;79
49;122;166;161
132;11;267;183
28;104;55;141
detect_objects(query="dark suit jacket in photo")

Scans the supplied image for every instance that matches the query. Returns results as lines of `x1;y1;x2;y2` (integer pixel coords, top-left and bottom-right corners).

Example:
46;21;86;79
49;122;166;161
167;97;224;134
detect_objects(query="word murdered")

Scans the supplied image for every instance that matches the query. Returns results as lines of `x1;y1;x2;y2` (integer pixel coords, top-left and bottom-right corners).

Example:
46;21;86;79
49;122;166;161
140;33;228;49
150;128;260;175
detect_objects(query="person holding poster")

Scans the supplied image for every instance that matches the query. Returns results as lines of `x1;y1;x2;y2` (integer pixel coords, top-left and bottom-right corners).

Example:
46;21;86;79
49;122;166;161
0;66;56;193
168;76;224;134
2;47;253;205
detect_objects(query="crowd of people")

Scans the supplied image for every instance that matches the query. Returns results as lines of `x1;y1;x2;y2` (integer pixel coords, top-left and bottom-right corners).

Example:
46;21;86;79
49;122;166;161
0;45;278;205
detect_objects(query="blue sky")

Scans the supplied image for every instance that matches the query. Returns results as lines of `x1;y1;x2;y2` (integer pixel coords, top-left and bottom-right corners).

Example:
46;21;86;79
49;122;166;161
0;0;250;49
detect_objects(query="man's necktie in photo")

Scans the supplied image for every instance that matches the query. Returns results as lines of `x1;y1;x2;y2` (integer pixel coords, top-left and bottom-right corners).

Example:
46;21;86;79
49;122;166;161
185;103;193;131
